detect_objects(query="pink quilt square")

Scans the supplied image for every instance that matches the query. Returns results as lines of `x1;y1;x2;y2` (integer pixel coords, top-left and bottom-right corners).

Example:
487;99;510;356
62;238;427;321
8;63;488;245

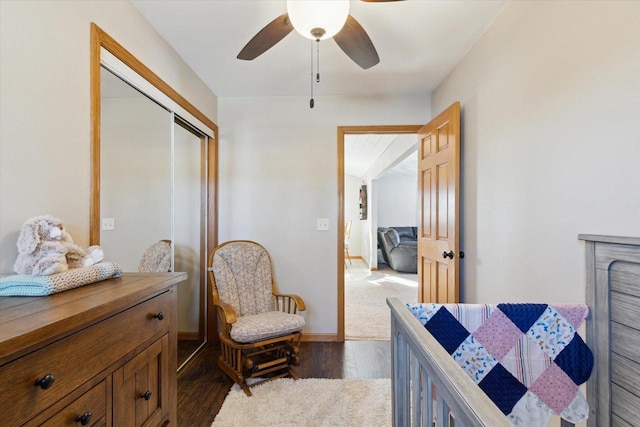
473;308;524;360
529;363;578;414
553;305;589;330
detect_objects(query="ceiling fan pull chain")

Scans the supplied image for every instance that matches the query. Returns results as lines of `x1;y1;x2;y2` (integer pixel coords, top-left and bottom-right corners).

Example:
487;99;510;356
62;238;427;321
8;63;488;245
309;39;314;108
316;39;321;83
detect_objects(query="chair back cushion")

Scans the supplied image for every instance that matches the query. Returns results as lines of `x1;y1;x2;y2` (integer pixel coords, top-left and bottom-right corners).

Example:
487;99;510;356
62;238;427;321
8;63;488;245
211;241;274;316
138;241;171;272
395;226;417;240
382;228;400;248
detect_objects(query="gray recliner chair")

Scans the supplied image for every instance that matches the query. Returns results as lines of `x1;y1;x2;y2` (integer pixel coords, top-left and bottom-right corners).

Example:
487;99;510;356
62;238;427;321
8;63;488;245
378;227;418;273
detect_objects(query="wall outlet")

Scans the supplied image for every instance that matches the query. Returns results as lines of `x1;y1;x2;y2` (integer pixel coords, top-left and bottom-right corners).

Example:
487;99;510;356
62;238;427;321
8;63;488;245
102;217;115;231
317;218;329;231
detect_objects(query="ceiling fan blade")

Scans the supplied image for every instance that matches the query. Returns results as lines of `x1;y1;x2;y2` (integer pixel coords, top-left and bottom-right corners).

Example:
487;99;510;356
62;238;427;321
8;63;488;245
333;15;380;70
237;13;294;60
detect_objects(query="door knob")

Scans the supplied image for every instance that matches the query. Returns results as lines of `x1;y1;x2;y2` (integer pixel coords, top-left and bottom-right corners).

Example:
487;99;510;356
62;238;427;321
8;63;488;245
442;250;454;259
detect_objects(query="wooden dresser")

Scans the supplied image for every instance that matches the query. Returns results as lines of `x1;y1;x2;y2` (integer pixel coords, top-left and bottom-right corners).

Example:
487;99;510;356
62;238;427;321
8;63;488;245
0;272;186;426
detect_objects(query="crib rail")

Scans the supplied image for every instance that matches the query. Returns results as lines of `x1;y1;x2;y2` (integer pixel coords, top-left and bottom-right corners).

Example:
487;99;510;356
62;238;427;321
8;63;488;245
387;297;510;427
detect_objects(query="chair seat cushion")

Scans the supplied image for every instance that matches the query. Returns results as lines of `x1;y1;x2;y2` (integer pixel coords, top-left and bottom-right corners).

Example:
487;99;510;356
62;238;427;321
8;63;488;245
230;311;305;343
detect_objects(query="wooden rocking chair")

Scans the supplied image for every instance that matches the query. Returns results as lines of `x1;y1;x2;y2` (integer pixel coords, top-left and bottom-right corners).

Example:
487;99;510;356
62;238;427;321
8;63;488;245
208;240;306;396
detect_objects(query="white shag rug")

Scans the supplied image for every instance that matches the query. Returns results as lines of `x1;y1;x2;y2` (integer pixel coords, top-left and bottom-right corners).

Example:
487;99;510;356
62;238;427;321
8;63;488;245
345;263;418;340
211;378;391;427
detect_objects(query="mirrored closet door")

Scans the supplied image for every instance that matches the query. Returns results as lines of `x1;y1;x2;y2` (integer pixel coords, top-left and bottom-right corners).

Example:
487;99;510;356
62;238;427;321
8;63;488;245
100;69;172;271
99;68;208;370
91;24;217;372
173;120;206;360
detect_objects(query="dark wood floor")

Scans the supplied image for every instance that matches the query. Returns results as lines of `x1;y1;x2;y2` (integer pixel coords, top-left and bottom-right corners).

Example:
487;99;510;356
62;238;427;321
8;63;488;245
178;339;203;367
177;340;391;427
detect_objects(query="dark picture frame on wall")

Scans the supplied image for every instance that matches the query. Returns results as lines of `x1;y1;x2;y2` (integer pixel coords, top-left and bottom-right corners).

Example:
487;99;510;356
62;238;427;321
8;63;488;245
359;185;367;220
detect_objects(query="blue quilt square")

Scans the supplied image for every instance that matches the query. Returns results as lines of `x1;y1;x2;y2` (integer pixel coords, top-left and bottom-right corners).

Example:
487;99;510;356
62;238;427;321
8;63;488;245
424;307;470;354
497;303;548;333
554;334;593;385
478;364;528;415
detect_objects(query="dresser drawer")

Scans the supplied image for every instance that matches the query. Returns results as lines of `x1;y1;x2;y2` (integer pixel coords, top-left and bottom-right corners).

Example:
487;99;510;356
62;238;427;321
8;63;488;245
37;379;107;426
0;290;171;426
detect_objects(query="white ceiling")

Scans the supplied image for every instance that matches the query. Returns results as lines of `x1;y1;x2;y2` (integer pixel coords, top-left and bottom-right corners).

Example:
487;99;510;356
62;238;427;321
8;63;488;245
381;150;417;179
345;133;397;177
127;1;505;181
131;0;507;98
345;133;417;178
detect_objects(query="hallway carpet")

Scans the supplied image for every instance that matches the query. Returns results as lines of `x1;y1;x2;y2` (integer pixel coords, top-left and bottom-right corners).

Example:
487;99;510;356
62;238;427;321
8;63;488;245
345;259;418;340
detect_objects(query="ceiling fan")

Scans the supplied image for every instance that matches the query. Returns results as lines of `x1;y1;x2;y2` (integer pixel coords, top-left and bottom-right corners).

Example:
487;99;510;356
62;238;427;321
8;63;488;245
237;0;404;70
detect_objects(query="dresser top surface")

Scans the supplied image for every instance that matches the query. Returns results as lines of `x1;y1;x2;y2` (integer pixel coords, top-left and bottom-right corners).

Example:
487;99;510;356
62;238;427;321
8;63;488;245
0;272;186;363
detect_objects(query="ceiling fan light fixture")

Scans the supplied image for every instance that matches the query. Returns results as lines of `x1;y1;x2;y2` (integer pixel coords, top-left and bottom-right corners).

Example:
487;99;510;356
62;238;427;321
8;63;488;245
286;0;350;40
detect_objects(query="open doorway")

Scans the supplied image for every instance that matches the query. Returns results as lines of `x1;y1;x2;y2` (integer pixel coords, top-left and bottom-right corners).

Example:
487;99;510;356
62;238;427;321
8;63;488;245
337;125;422;341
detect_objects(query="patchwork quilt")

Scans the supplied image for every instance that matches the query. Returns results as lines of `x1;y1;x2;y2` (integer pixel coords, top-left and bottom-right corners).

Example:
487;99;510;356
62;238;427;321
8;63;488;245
408;303;593;426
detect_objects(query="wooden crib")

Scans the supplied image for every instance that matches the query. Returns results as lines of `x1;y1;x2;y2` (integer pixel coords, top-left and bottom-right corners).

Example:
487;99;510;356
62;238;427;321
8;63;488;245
388;234;640;426
581;234;640;426
388;297;510;426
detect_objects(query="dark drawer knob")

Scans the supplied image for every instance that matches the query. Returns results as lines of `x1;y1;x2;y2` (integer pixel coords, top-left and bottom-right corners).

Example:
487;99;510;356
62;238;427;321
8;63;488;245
76;412;93;426
153;312;165;320
35;374;55;390
141;390;153;400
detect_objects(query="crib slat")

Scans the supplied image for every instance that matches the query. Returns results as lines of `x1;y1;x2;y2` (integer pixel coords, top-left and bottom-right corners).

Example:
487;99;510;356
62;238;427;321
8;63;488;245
435;394;445;427
392;314;410;426
410;354;421;425
424;369;433;427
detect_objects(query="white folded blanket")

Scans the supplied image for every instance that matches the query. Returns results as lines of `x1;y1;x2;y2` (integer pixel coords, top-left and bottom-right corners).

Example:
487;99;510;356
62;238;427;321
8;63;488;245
0;262;122;296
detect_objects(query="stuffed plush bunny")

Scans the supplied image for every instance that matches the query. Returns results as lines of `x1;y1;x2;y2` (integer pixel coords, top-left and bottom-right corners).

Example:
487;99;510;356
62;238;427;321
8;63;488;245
14;215;104;275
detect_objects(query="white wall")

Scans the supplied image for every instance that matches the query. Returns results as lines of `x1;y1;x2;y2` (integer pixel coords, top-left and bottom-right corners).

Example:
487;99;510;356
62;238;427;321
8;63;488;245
0;0;218;273
218;94;430;336
432;1;640;304
344;174;363;258
376;174;418;228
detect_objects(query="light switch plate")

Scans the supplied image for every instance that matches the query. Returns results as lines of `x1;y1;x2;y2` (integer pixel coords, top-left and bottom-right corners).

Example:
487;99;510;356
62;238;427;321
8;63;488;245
102;217;115;231
317;218;329;231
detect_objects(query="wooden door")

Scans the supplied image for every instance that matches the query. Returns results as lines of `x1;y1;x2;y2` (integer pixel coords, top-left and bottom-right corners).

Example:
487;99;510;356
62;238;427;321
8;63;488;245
418;102;461;303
